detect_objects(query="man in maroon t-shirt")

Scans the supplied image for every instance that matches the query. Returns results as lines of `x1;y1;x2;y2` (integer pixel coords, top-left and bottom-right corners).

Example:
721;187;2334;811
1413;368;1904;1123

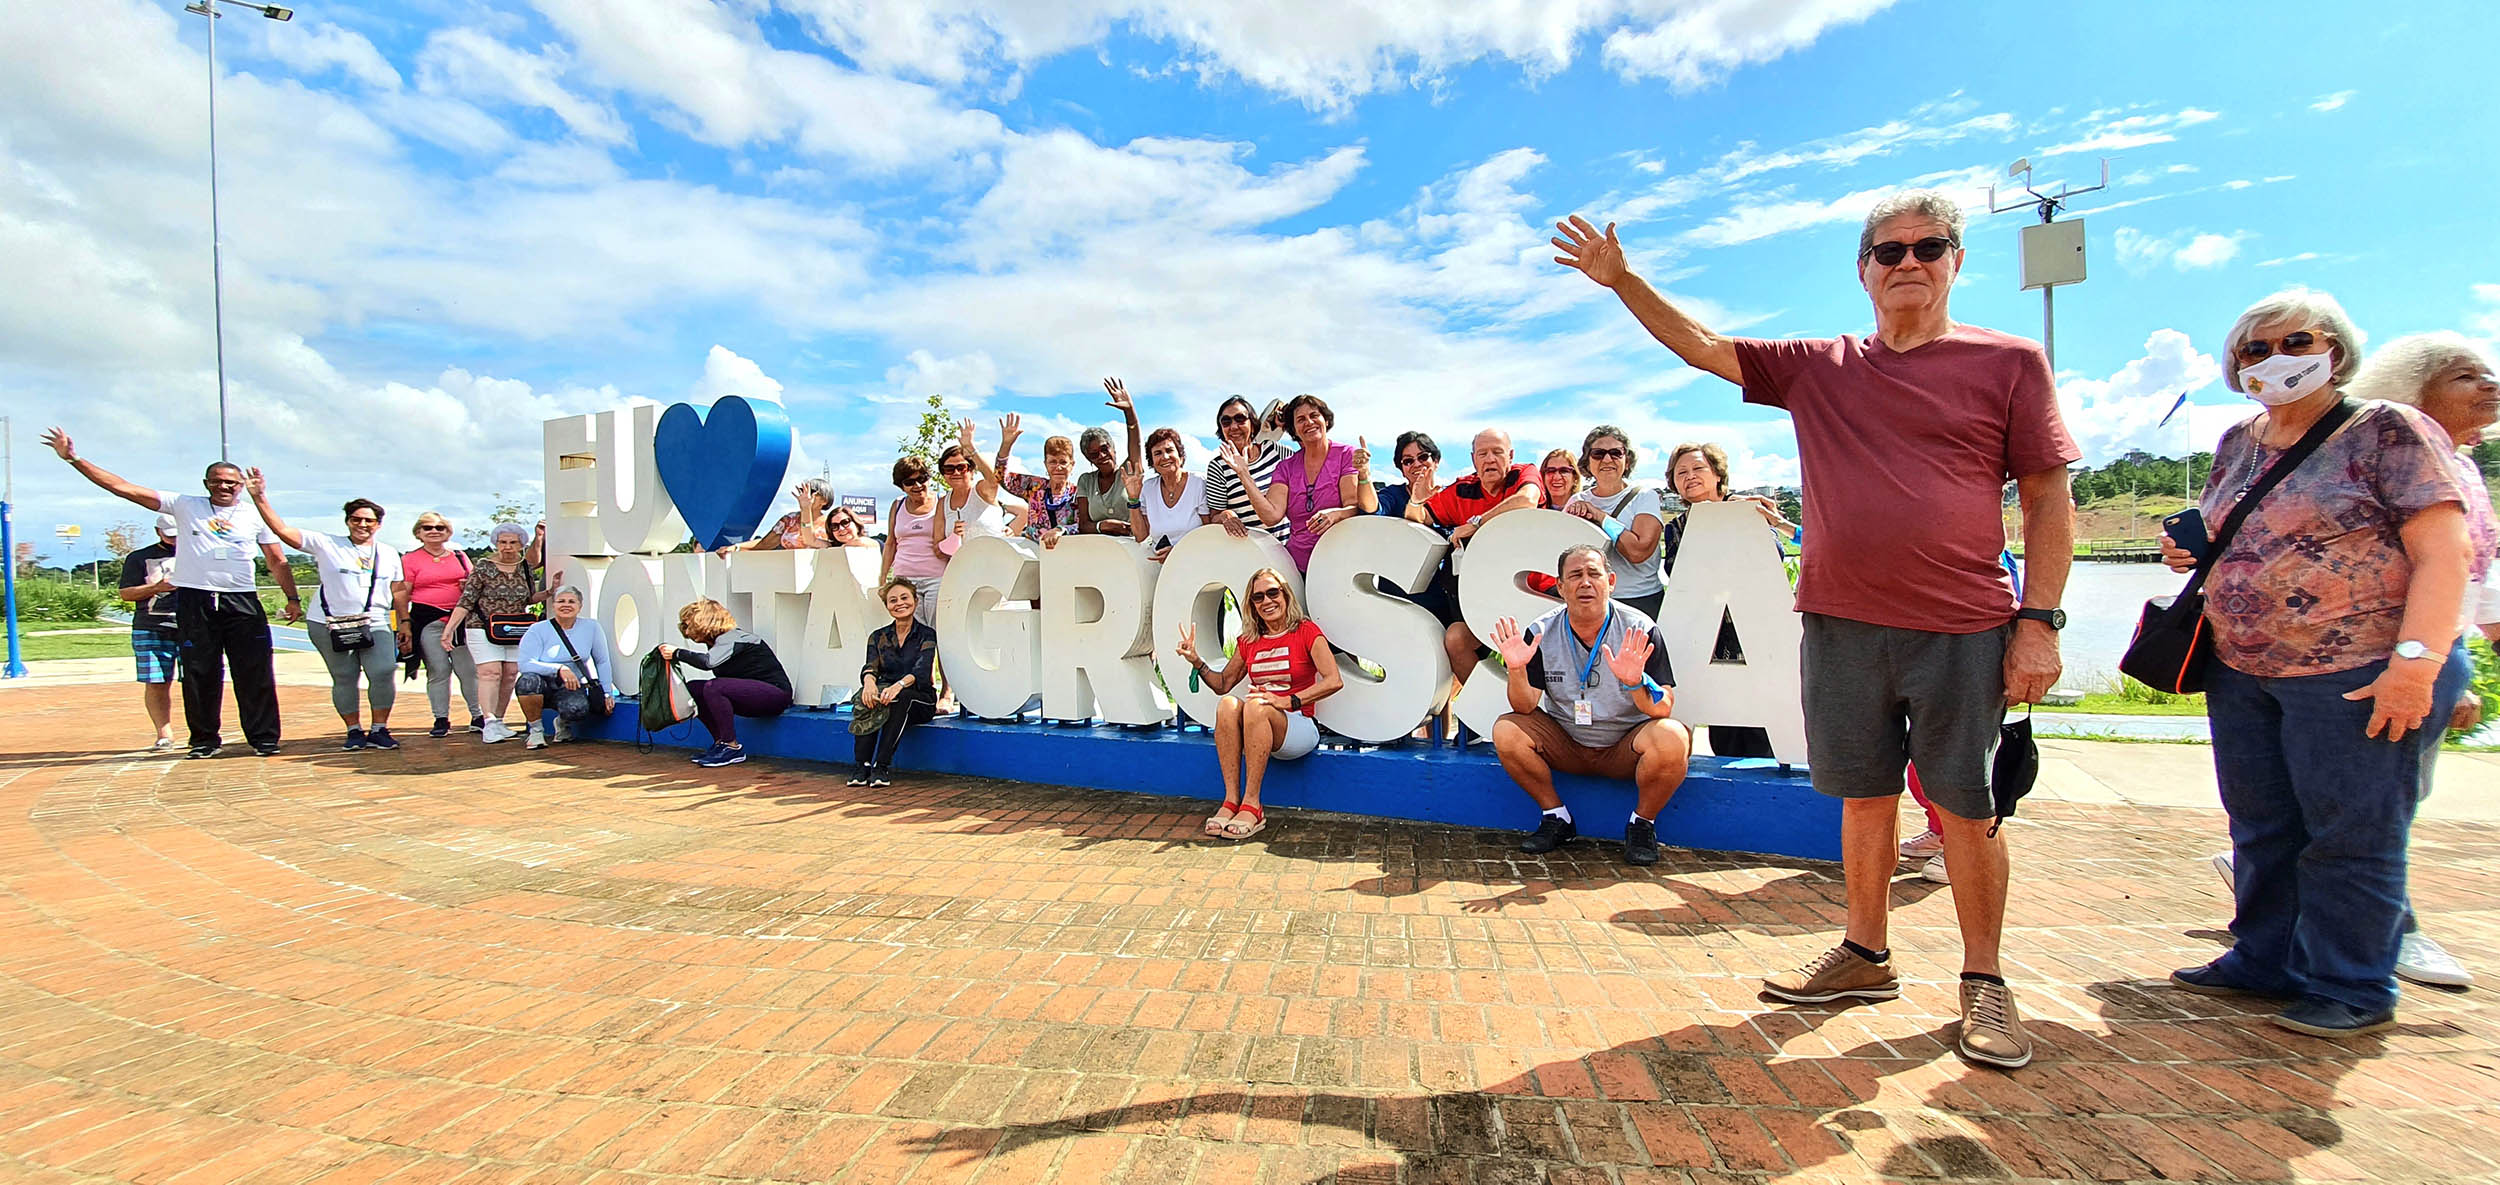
1406;428;1545;686
1553;189;2078;1071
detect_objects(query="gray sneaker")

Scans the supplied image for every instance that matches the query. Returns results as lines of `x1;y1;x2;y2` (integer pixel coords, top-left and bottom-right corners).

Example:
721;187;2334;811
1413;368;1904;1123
1762;945;1900;1004
1957;978;2033;1069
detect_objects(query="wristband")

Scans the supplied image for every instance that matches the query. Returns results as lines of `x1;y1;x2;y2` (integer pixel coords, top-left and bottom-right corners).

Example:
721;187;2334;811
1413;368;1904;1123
1598;515;1625;543
1636;676;1667;705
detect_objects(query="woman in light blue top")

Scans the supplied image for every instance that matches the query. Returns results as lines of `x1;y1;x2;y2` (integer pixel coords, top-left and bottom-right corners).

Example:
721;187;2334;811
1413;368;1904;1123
512;587;616;750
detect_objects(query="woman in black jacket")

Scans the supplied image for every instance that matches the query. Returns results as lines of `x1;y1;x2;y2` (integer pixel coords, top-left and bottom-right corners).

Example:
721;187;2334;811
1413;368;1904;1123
854;578;938;787
658;598;792;768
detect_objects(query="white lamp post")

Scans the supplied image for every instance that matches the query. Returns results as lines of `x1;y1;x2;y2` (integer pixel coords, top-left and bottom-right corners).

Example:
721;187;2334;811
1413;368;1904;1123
180;0;294;462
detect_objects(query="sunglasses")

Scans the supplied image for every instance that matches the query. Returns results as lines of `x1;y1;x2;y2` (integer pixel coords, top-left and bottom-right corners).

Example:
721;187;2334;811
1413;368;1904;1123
902;478;929;489
346;516;380;525
1542;466;1577;478
829;517;858;531
1587;447;1625;460
417;523;449;532
1397;453;1433;467
939;464;970;475
1862;236;1957;267
1248;587;1286;603
2237;330;2329;363
1218;413;1254;427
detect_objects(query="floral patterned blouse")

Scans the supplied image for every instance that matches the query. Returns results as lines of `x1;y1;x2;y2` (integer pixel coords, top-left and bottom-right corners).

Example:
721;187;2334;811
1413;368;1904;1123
454;559;542;619
1001;473;1083;539
2196;401;2465;677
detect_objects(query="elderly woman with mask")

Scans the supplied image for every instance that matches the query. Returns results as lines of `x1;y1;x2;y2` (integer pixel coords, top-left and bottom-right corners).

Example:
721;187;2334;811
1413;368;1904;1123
1232;394;1376;572
2334;331;2500;990
2158;289;2470;1037
440;522;548;744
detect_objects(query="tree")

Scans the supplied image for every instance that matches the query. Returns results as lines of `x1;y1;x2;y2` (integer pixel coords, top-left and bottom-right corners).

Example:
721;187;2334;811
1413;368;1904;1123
464;492;537;548
104;522;143;557
895;393;958;473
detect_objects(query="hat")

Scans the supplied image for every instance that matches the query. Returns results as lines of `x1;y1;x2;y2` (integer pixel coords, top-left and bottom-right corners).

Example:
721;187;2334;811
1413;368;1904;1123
154;514;178;533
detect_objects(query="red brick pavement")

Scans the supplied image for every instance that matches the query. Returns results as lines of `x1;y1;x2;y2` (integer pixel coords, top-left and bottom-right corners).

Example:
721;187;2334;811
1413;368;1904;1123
0;682;2494;1183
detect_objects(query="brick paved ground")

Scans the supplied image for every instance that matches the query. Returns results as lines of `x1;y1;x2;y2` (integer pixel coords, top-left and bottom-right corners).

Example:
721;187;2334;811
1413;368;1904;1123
1;683;2494;1184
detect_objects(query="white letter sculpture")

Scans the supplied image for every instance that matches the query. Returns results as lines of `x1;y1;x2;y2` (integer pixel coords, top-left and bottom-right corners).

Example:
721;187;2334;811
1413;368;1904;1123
1451;508;1606;740
1302;517;1451;743
1151;528;1299;728
935;534;1043;719
1040;536;1169;725
789;548;885;707
1653;500;1809;763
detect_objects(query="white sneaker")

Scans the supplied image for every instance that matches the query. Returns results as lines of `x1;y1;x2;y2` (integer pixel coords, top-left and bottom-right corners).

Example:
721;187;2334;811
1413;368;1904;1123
1899;828;1945;859
1919;854;1950;884
2211;851;2235;892
524;728;546;750
481;719;513;744
2396;932;2473;989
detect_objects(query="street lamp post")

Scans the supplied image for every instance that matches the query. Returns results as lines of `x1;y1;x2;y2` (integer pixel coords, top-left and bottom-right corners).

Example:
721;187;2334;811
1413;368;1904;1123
180;0;294;463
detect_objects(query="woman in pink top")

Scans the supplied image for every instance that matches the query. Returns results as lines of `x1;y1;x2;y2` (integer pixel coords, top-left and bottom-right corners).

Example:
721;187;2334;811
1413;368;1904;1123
882;456;946;626
1235;394;1376;571
403;511;480;737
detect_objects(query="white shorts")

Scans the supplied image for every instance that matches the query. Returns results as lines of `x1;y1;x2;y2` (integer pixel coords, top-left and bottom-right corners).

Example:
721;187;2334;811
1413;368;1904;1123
1276;711;1319;761
464;629;519;664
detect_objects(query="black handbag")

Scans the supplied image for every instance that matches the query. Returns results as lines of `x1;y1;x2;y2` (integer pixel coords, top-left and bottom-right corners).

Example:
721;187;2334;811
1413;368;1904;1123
2120;398;2357;694
549;619;611;721
484;560;540;645
1987;708;2037;837
320;549;384;653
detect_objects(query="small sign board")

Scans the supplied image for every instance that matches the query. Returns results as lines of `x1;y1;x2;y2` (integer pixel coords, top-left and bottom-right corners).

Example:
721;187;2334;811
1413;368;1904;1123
54;525;81;540
840;495;877;524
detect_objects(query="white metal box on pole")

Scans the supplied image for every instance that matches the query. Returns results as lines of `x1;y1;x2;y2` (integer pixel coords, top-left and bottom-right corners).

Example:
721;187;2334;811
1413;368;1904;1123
2019;218;2087;290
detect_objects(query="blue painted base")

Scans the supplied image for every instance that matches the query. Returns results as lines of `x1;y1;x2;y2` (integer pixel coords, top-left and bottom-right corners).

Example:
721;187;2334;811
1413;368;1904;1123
580;706;1841;863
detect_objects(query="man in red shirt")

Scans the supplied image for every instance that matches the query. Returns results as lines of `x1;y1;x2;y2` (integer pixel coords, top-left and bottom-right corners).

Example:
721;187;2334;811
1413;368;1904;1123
1553;190;2078;1071
1405;428;1544;687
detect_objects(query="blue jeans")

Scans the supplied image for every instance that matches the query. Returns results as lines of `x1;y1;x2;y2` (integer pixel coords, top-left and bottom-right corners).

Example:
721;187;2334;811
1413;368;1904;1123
2206;655;2431;1013
2407;639;2474;934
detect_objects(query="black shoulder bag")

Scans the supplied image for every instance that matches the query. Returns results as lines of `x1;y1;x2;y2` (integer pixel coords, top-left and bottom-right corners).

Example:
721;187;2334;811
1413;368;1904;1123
485;561;540;646
2120;398;2358;694
549;619;611;721
320;549;383;653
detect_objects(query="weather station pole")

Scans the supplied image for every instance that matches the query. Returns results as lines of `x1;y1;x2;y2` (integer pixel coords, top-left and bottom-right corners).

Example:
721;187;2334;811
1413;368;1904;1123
1988;157;2108;370
181;0;294;461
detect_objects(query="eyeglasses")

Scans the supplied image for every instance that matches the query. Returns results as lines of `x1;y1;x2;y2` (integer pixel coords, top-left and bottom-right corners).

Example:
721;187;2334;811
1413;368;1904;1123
1587;447;1625;460
1248;587;1286;603
1218;413;1254;427
1861;236;1957;267
1542;466;1577;478
346;516;380;525
2237;329;2330;363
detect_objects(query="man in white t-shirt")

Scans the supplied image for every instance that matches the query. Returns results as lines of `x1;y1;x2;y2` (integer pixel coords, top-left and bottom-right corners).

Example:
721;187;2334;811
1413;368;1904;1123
42;427;303;757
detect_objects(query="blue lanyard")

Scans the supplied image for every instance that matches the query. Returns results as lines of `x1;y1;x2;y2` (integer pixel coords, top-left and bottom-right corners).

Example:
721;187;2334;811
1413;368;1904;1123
1573;606;1615;690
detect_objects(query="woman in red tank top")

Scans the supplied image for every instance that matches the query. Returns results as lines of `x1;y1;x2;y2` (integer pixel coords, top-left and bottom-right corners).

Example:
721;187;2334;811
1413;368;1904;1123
1171;567;1344;840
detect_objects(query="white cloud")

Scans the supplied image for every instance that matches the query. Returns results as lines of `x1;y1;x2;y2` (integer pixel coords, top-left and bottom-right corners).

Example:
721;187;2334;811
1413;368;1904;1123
2310;90;2355;112
1603;0;1899;92
2036;106;2220;157
417;28;630;146
1679;165;1995;248
2467;284;2500;348
250;22;404;90
2114;226;2248;274
691;345;786;405
2056;329;2224;464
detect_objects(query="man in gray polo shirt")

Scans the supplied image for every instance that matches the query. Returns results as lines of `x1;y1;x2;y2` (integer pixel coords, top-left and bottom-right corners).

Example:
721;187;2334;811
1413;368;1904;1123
1490;545;1691;867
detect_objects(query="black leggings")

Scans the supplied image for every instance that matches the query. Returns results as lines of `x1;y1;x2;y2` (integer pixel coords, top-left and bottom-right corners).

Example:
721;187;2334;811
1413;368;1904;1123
856;698;935;769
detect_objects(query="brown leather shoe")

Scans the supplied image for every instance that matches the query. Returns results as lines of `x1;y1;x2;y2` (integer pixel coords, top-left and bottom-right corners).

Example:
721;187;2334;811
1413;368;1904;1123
1761;945;1901;1004
1957;978;2033;1069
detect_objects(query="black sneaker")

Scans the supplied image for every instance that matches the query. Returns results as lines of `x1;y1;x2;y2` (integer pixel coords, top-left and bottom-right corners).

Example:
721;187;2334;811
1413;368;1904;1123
1520;814;1577;854
1623;817;1660;866
469;716;487;734
365;727;400;751
342;728;367;751
187;745;220;760
868;772;892;788
429;717;451;738
848;767;872;787
252;743;282;757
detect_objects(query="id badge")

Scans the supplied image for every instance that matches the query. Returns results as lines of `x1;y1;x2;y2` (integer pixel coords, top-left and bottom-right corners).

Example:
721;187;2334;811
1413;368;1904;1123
1573;699;1593;727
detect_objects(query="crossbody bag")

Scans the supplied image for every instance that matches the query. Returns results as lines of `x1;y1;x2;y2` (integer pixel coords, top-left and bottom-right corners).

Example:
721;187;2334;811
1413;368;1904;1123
484;560;540;645
320;547;383;653
549;619;611;721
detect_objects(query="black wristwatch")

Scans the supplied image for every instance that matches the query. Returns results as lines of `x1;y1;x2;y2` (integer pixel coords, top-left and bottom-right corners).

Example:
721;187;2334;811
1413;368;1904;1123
2014;607;2066;630
1288;693;1303;711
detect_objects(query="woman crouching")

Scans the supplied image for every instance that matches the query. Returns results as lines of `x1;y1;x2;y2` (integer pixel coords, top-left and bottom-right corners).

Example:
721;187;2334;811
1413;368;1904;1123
1171;567;1342;840
658;598;793;769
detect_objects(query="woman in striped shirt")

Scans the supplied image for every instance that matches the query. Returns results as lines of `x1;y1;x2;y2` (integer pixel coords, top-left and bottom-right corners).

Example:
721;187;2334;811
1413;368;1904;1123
1202;396;1288;543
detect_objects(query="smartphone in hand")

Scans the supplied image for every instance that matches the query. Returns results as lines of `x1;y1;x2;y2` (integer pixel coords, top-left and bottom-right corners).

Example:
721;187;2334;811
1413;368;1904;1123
2161;508;2209;562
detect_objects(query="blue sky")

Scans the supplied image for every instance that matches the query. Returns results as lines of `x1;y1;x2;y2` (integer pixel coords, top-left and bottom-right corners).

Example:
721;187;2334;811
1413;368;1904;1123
8;0;2497;564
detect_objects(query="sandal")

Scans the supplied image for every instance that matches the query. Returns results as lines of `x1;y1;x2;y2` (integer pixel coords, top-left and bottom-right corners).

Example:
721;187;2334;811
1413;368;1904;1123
1204;802;1240;836
1220;804;1266;840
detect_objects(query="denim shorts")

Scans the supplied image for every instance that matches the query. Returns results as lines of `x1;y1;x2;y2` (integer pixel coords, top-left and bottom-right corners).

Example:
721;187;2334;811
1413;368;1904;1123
1800;613;2009;821
132;627;179;684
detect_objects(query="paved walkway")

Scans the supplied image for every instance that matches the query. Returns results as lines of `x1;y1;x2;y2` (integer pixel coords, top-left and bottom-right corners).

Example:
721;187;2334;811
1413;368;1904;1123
0;682;2494;1183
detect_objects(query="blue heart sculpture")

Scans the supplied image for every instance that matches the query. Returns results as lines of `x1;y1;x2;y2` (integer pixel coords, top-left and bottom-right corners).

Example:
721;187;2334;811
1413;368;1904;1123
653;395;793;551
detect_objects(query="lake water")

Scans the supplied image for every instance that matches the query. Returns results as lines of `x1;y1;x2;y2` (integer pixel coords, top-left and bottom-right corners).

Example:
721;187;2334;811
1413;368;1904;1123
2055;561;2193;692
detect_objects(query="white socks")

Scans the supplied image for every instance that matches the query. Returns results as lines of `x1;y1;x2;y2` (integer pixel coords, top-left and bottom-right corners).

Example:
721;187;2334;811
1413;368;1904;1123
1544;806;1573;824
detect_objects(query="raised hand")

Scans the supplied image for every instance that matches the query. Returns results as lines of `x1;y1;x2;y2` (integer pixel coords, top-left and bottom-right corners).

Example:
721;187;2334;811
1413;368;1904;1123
956;418;976;451
1216;441;1251;474
997;413;1022;449
1604;629;1653;687
1489;616;1536;670
1552;215;1628;288
1102;377;1132;412
1352;435;1370;476
245;467;266;497
39;427;74;462
1174;623;1202;667
1122;459;1144;501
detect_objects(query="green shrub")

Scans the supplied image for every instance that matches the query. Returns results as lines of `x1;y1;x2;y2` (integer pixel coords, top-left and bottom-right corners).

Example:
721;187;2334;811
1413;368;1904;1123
11;575;113;622
2112;674;2194;707
2456;635;2500;743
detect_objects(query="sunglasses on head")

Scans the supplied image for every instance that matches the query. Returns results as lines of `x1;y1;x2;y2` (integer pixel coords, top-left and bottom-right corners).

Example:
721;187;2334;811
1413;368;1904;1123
1587;446;1625;460
2237;330;2329;363
1249;587;1286;603
1862;236;1957;267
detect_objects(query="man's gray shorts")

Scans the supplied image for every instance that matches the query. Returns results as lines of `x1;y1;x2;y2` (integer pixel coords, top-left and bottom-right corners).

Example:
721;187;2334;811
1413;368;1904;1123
1802;613;2009;822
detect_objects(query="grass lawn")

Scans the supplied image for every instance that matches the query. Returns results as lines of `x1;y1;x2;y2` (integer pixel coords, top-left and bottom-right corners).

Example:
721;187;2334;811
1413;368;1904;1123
19;619;115;634
2033;691;2208;717
19;631;134;661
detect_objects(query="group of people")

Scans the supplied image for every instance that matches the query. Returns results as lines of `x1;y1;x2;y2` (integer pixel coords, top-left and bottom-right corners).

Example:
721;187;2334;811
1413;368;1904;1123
44;182;2496;1074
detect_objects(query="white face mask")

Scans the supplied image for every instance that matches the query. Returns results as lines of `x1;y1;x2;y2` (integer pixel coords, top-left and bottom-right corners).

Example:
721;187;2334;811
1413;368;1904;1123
2239;350;2334;406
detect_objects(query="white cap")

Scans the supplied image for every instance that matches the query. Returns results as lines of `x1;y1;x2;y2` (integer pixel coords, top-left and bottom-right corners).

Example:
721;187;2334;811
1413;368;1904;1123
155;513;177;533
